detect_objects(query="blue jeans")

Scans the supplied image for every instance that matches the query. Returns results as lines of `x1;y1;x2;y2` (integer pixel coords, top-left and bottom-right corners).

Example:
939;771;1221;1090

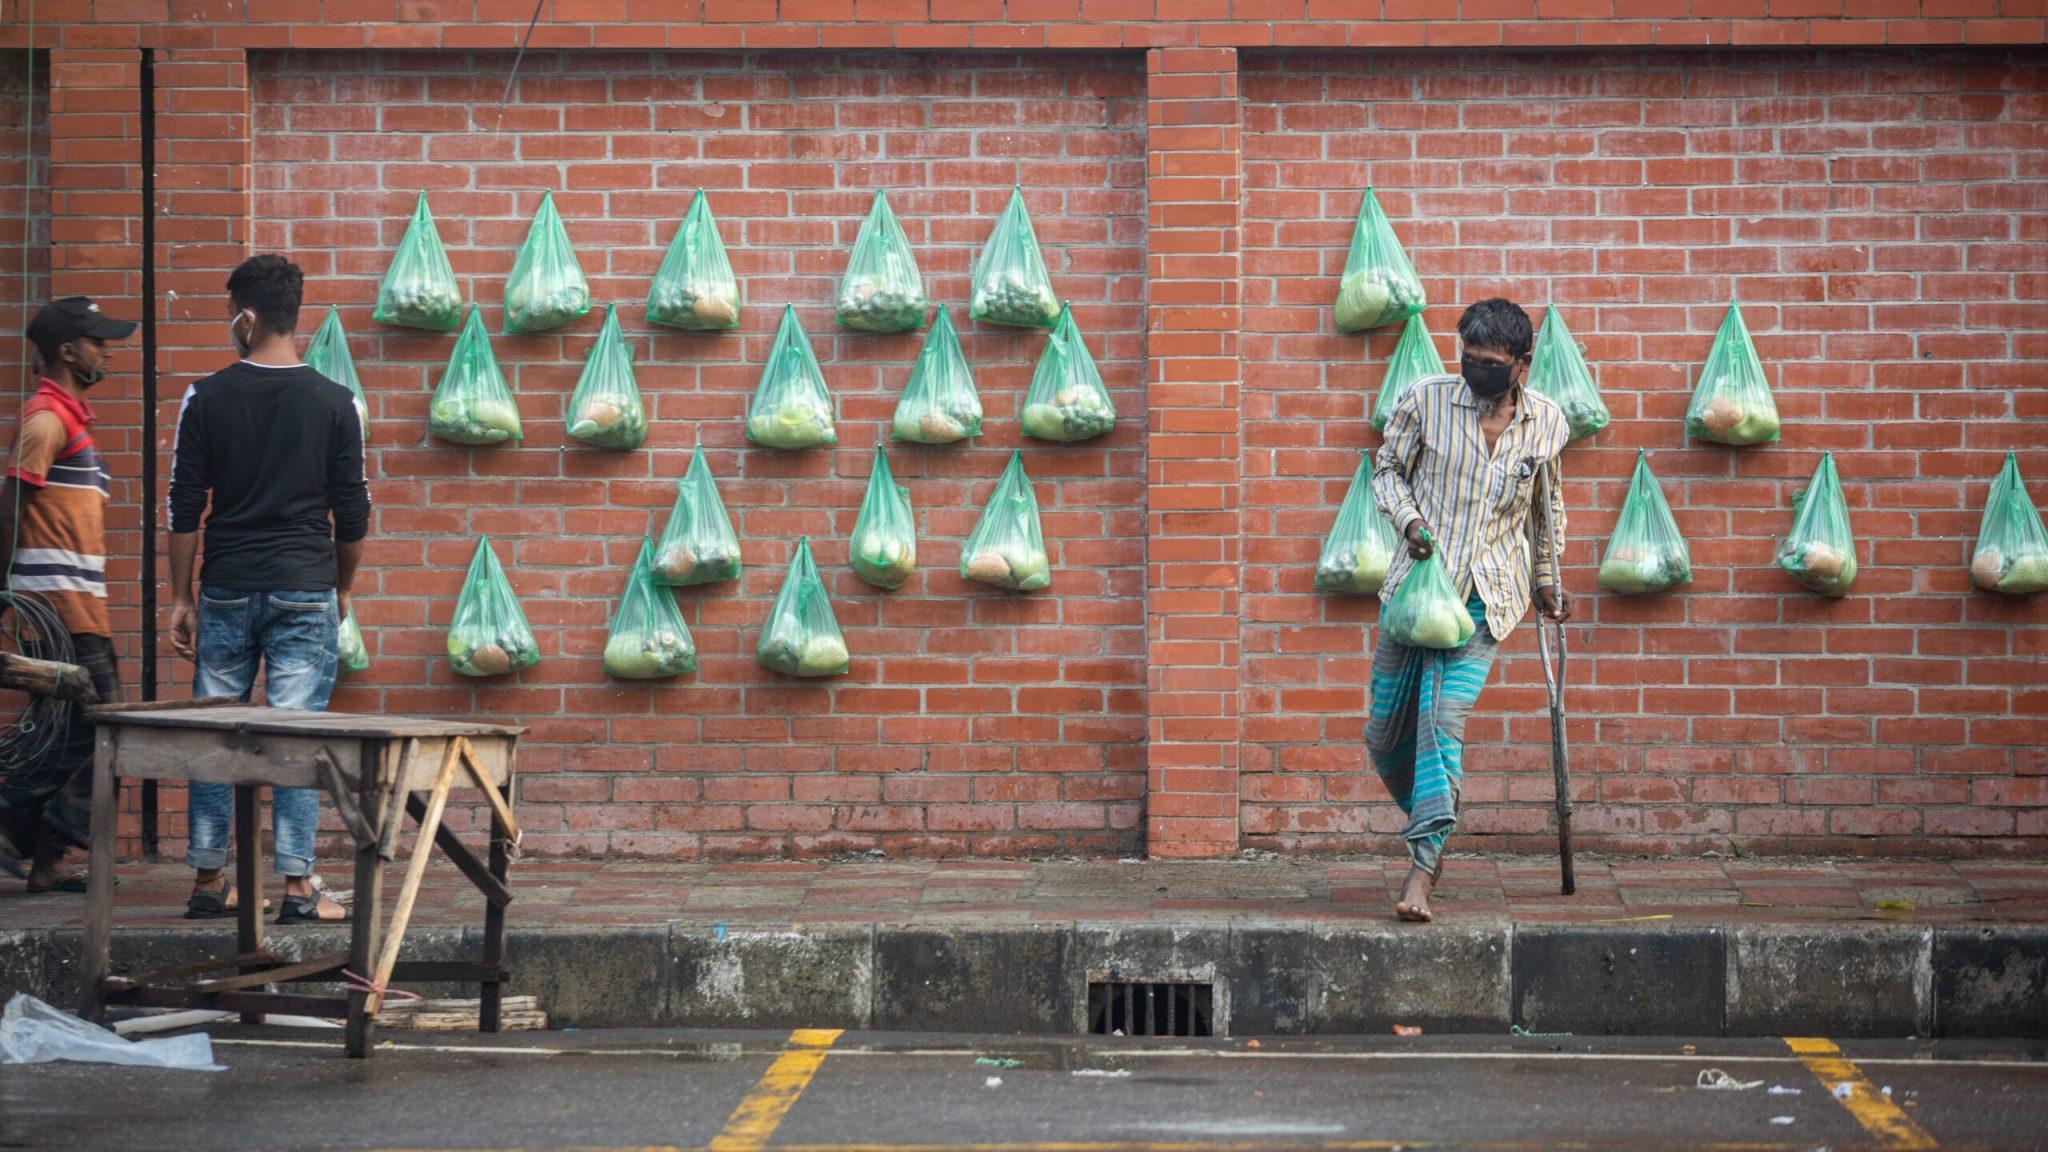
186;587;339;877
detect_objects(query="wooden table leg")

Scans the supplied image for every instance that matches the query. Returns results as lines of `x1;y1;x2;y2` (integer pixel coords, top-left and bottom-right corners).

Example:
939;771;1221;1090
346;739;396;1059
77;730;120;1023
481;802;510;1033
234;784;263;1025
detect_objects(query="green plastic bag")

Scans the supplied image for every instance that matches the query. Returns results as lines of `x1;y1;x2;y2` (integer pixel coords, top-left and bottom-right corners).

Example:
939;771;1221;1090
1314;452;1398;596
652;448;742;586
1382;534;1474;650
835;190;926;333
604;539;696;680
336;607;370;677
746;306;837;450
1335;187;1426;332
428;307;522;445
891;305;982;444
1776;452;1857;597
1021;305;1115;443
373;192;463;331
960;450;1050;592
565;305;646;450
305;306;369;442
1372;313;1446;432
646;189;740;331
1526;306;1608;442
757;538;849;678
1685;300;1780;446
1970;452;2048;595
503;191;590;334
851;449;916;590
1598;451;1691;595
969;186;1061;328
447;537;541;677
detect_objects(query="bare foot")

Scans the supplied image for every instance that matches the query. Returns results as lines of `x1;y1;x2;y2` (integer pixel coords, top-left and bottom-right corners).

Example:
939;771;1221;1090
1393;865;1435;923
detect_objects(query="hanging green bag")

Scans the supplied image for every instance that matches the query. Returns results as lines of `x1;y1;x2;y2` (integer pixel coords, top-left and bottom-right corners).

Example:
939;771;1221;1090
1776;452;1857;597
1526;306;1608;442
1598;451;1691;595
1335;187;1426;332
604;539;697;679
745;306;837;450
565;305;646;450
851;449;917;590
502;191;591;334
960;451;1051;592
1371;313;1446;431
969;186;1061;328
757;538;850;678
652;448;743;586
306;306;370;442
372;192;463;331
1382;533;1474;650
646;189;740;331
447;536;541;677
891;305;982;444
1314;452;1399;596
1021;305;1116;443
835;190;927;333
336;607;370;677
1970;452;2048;595
1685;300;1780;446
428;307;522;445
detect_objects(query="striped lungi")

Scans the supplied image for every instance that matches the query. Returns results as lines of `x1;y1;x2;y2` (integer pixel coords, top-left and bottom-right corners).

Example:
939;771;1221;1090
1365;595;1502;873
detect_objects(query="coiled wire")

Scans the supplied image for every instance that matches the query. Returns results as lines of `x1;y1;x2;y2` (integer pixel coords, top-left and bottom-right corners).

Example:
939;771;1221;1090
0;591;77;792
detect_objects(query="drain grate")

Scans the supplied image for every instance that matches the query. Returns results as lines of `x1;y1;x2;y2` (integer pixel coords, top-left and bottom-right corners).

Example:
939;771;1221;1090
1087;980;1214;1037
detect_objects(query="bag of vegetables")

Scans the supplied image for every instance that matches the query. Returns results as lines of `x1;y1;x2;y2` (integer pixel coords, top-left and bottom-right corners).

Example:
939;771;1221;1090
305;306;370;442
1381;534;1475;650
646;189;740;331
969;186;1061;328
653;448;743;587
503;191;591;334
1525;306;1608;442
1021;305;1116;443
746;306;837;450
1776;452;1857;597
372;192;463;331
565;305;646;450
428;307;522;445
835;190;927;333
1685;300;1780;446
336;606;370;677
1334;187;1426;332
757;538;850;678
891;305;982;444
851;449;917;590
604;539;697;680
447;537;541;677
1598;450;1691;595
1372;313;1447;432
960;450;1051;592
1314;451;1399;596
1970;452;2048;595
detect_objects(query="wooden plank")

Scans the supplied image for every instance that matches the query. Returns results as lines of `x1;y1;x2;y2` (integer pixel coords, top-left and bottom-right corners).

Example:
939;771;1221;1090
367;739;461;1016
87;695;240;716
78;729;120;1023
404;794;512;908
233;784;263;1025
111;985;349;1018
94;705;523;739
347;738;394;1059
104;951;276;992
459;741;521;843
482;747;513;1034
377;739;415;861
397;734;514;791
316;745;377;849
91;725;353;788
191;952;348;994
0;650;98;702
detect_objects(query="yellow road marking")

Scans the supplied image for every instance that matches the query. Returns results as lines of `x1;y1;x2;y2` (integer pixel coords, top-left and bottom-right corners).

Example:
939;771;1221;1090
1785;1036;1937;1149
707;1028;843;1152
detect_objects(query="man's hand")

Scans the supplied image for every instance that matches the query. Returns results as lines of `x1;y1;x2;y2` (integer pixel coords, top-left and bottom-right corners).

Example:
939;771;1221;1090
1403;521;1434;561
337;589;352;622
1536;585;1573;623
169;599;198;661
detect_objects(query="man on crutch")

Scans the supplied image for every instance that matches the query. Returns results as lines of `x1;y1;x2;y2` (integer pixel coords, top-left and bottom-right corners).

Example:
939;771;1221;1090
1368;298;1572;923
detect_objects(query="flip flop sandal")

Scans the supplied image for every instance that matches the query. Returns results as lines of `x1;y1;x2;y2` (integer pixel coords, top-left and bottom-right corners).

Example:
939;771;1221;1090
25;871;91;895
276;895;348;925
185;883;244;920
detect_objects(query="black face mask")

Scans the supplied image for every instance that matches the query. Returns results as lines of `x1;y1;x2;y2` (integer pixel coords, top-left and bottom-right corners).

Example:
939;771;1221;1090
1461;355;1516;401
64;346;105;389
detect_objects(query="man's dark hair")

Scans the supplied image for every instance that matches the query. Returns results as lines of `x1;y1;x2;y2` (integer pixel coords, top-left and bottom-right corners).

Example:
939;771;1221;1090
1457;297;1534;360
226;253;304;338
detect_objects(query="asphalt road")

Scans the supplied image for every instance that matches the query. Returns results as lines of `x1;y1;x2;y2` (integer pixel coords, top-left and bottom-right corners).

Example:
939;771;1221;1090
2;1025;2044;1151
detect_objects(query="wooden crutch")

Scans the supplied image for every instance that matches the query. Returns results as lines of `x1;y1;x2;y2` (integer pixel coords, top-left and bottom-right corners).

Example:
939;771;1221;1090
1534;463;1576;896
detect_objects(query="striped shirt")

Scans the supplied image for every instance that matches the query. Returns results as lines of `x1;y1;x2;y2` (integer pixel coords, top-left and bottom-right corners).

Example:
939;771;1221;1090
5;380;112;637
1372;374;1569;642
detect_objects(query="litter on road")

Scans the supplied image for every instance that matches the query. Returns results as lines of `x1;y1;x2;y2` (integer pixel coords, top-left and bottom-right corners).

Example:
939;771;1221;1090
1696;1068;1765;1091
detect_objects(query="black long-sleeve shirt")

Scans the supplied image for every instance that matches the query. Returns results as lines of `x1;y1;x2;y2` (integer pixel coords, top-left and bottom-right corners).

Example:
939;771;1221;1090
168;361;370;591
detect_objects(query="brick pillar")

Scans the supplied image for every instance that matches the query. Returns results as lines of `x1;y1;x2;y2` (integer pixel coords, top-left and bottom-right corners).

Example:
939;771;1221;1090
1143;48;1242;859
153;49;251;378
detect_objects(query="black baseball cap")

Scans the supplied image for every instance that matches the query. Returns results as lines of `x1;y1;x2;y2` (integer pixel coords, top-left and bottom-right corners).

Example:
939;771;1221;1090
27;296;137;361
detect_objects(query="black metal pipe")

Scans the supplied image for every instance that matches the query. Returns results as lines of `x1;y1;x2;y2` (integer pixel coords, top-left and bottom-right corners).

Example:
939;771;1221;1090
137;48;158;859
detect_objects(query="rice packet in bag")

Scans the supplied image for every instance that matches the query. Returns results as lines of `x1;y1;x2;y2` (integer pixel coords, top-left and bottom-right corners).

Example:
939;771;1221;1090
1598;450;1692;595
1335;187;1426;332
851;449;917;590
1372;313;1447;432
968;186;1061;328
336;607;370;677
646;190;740;331
756;538;850;678
1021;305;1115;443
1526;306;1608;442
745;306;837;450
835;190;927;333
603;538;696;680
1685;300;1781;446
305;306;370;442
447;537;541;677
1970;452;2048;595
565;304;646;450
652;448;743;587
428;307;522;445
503;191;591;334
1314;451;1399;596
372;192;463;331
1382;534;1475;650
1776;452;1857;597
960;451;1051;592
891;305;982;444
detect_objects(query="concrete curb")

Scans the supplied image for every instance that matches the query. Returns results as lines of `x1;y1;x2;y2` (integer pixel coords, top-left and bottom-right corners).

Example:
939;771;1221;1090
3;922;2041;1038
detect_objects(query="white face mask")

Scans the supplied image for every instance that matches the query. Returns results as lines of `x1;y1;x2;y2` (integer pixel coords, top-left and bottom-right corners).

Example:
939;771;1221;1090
230;309;255;357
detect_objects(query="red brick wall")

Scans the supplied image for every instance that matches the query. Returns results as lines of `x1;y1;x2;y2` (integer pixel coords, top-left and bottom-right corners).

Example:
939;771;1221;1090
1241;47;2048;857
0;52;48;393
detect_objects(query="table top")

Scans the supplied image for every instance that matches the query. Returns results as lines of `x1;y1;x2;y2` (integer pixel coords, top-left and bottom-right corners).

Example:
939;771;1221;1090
90;705;524;740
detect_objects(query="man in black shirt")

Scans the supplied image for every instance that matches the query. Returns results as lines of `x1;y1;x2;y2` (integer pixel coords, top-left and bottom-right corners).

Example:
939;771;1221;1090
167;254;370;923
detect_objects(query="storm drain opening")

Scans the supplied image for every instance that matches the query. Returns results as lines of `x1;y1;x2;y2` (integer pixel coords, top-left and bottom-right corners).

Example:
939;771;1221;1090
1087;980;1214;1038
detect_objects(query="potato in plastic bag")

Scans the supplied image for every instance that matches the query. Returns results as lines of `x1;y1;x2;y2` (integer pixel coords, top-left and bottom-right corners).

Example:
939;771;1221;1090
447;537;541;677
604;538;697;680
960;450;1051;592
1970;451;2048;595
1314;451;1399;596
969;186;1061;328
1021;305;1115;443
1685;300;1780;446
756;538;849;678
565;304;646;450
891;305;982;444
646;189;740;331
851;449;917;590
835;190;927;333
372;192;463;331
428;307;522;445
1372;312;1447;432
653;447;743;587
502;191;591;334
1776;452;1857;597
1597;450;1692;595
336;606;370;677
745;306;837;450
1382;535;1475;650
1334;187;1426;332
305;305;370;443
1525;305;1608;442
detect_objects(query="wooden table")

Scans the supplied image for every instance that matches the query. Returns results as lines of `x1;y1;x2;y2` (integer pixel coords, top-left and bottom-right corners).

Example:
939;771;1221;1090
78;701;524;1058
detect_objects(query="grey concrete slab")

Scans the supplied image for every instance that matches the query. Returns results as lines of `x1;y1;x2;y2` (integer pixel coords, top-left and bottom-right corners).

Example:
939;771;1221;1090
1241;919;1513;1035
1935;926;2048;1038
1515;925;1726;1035
1071;922;1234;1033
670;924;873;1030
0;929;44;1003
1726;925;1932;1037
503;926;671;1027
872;925;1074;1034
